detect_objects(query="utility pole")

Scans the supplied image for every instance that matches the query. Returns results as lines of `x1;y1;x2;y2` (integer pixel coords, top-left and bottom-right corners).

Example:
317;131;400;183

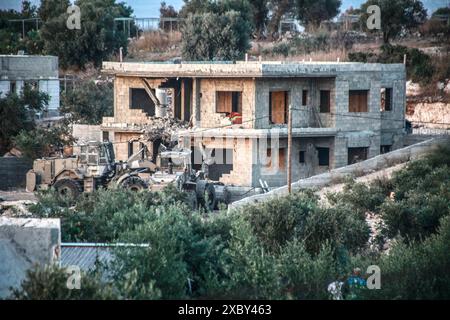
287;104;292;193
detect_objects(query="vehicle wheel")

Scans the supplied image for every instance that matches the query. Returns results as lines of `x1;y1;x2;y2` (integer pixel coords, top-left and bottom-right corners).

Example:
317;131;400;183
196;181;216;211
185;190;198;210
53;179;82;200
121;176;148;192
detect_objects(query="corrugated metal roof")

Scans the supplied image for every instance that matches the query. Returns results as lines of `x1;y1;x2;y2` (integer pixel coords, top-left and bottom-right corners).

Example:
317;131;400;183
60;245;113;271
60;243;150;271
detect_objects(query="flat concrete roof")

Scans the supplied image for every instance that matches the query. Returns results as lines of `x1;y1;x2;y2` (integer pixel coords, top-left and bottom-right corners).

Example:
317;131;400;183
0;55;59;80
102;61;405;78
178;127;338;138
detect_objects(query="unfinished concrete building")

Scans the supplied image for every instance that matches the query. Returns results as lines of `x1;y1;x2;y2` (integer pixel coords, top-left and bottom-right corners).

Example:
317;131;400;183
0;55;60;117
101;61;406;187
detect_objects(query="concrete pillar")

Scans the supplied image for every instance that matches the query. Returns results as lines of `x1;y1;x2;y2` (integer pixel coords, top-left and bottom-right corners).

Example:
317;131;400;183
192;78;201;127
0;80;9;97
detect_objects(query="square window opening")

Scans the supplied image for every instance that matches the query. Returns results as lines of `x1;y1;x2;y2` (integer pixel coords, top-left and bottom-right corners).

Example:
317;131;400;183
216;91;242;114
349;90;368;112
317;147;330;166
269;91;288;124
320;90;331;113
381;88;392;111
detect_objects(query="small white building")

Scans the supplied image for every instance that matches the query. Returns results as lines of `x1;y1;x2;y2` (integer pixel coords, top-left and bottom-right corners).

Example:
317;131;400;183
0;54;60;117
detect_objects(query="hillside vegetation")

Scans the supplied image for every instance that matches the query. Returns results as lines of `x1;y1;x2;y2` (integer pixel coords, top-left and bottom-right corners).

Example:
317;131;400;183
11;144;450;300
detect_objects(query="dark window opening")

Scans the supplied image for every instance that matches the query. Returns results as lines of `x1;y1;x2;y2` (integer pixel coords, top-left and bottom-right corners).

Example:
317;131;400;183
266;148;286;169
302;90;308;106
269;91;288;124
380;145;392;154
208;148;233;181
10;81;16;94
216;91;242;114
348;147;368;164
102;131;109;142
130;88;155;116
349;90;368;112
320;90;330;113
381;88;392;111
317;147;330;166
299;151;305;163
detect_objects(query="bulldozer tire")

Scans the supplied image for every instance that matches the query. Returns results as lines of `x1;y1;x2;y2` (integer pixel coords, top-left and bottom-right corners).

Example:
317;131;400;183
53;179;82;200
196;181;216;211
185;190;198;210
121;176;148;192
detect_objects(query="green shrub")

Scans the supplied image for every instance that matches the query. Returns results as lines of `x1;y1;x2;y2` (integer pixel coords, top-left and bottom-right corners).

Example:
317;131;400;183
29;185;190;242
112;205;192;299
10;265;117;300
239;191;317;253
327;180;389;215
278;240;337;299
359;215;450;300
239;190;369;255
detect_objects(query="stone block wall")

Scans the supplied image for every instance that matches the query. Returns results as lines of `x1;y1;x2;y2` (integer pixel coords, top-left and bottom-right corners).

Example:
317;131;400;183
230;137;448;210
113;76;163;124
199;78;255;129
0;157;32;190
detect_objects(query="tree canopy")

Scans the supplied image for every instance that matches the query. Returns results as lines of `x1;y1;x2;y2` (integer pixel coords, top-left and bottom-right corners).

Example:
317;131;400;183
360;0;427;43
295;0;342;31
0;85;49;155
181;10;252;61
60;80;113;125
39;0;134;68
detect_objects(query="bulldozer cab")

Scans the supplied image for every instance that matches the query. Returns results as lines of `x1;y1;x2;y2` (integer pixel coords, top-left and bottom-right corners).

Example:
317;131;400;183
77;141;115;166
158;150;192;174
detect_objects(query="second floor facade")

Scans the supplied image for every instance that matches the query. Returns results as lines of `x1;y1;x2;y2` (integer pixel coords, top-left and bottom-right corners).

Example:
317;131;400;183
102;61;406;135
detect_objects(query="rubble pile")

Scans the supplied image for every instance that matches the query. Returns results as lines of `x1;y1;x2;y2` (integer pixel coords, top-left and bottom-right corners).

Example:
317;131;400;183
142;116;189;145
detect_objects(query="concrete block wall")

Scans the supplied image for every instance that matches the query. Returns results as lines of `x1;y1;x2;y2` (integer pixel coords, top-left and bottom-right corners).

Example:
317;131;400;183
0;218;61;298
254;77;336;129
0;55;58;79
113;131;141;161
0;157;32;190
252;136;335;187
113;76;163;124
189;136;254;186
230;137;448;211
255;78;312;128
72;124;103;144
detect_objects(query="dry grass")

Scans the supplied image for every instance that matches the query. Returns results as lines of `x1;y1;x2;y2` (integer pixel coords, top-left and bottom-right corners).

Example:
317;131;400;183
128;31;182;60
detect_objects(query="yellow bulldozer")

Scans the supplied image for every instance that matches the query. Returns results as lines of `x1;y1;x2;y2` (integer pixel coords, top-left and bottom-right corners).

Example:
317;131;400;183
26;140;229;210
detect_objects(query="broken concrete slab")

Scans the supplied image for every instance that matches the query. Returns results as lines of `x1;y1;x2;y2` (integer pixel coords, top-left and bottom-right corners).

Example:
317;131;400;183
0;217;61;298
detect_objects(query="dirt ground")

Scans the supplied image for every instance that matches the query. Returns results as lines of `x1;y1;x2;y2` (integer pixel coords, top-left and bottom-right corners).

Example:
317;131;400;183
0;189;36;202
317;162;407;206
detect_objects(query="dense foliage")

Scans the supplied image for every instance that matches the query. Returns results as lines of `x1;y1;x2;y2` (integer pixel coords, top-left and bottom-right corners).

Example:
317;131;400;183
0;85;49;155
360;0;427;43
181;11;252;61
60;80;113;125
0;0;133;68
13;124;73;160
39;0;134;68
295;0;341;31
